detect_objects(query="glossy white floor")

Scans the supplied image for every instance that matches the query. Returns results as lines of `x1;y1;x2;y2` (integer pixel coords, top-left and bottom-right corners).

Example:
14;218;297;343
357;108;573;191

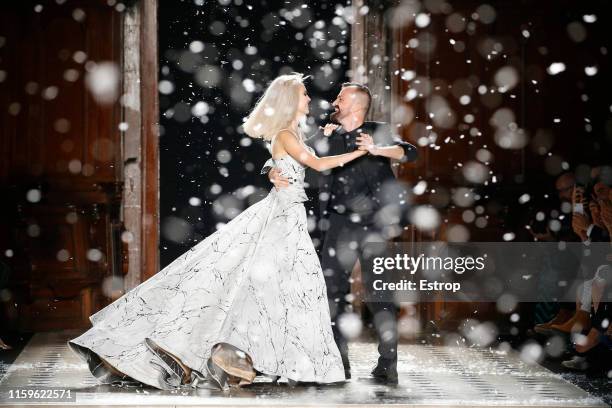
0;330;606;407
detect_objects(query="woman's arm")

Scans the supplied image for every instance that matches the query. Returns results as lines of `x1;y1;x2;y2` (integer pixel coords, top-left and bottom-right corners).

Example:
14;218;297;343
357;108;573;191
277;130;366;172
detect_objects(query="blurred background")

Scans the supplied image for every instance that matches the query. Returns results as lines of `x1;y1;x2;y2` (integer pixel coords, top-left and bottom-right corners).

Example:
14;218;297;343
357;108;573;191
158;0;350;267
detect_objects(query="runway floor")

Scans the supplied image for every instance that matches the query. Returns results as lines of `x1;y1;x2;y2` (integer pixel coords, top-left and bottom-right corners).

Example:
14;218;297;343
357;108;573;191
0;330;607;407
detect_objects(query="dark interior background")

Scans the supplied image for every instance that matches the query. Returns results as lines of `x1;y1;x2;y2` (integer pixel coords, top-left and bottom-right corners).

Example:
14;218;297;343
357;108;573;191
158;0;350;267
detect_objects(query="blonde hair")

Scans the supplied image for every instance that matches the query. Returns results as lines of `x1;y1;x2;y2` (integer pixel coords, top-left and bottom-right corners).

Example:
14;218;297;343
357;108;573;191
243;73;305;141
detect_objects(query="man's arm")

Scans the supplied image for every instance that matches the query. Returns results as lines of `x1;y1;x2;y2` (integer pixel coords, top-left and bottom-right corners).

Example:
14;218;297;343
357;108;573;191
259;158;290;189
366;144;409;161
389;138;418;163
360;123;418;162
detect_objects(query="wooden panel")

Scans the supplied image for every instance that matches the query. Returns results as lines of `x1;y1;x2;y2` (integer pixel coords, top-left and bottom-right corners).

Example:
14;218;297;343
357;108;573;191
389;2;513;328
389;0;611;330
392;0;610;219
140;0;160;280
1;1;121;185
0;0;124;331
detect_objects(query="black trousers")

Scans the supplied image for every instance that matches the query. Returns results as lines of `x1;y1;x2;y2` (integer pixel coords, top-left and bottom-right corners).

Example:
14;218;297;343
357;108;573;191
320;212;398;371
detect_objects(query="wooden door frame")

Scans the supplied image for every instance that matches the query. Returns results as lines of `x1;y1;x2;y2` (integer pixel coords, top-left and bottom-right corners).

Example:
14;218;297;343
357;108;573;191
350;0;426;337
138;0;159;282
121;0;159;289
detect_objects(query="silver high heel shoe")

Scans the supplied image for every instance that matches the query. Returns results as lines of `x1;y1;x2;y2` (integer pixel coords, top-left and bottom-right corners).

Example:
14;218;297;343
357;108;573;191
206;358;230;391
145;338;190;386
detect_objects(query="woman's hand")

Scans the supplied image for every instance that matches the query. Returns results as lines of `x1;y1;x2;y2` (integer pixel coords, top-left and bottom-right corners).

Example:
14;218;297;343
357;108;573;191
356;132;375;154
356;132;407;160
320;123;339;136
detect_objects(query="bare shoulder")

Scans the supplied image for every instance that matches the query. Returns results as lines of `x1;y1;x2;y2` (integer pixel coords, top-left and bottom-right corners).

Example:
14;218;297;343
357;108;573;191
272;130;297;157
276;129;300;145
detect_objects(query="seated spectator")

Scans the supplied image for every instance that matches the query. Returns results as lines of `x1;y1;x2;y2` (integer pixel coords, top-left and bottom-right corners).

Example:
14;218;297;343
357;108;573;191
560;179;612;371
533;172;580;334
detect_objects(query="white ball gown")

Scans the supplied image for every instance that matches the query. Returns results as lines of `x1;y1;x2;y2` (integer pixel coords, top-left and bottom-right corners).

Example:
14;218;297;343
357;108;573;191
68;145;345;389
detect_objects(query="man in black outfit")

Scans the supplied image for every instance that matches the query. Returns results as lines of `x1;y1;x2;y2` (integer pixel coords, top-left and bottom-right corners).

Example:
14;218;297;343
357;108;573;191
264;83;418;384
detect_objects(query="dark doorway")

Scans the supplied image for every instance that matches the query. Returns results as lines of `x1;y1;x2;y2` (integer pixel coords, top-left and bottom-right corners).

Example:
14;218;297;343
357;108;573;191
158;1;351;267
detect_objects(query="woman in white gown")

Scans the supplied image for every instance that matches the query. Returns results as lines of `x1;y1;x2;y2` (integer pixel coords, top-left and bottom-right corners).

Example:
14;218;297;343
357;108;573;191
68;73;369;390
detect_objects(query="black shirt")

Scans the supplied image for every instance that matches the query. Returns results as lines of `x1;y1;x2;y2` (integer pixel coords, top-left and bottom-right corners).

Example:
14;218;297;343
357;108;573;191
329;126;377;218
306;121;418;224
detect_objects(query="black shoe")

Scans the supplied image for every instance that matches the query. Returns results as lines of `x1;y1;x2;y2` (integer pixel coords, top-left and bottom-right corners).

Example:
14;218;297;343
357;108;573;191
371;363;398;385
340;352;351;380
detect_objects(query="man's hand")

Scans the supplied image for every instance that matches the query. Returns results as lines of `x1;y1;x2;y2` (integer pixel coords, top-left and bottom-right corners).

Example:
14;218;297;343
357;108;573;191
268;167;289;190
320;123;339;136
